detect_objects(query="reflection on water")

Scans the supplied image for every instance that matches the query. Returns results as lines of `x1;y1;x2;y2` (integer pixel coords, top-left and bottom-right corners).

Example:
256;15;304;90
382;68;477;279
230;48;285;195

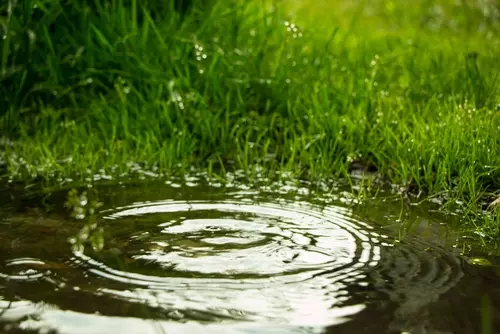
71;199;377;327
0;174;498;333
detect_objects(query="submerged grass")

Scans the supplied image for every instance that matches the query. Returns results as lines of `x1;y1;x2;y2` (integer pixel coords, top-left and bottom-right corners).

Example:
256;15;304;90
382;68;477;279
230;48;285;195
0;0;499;245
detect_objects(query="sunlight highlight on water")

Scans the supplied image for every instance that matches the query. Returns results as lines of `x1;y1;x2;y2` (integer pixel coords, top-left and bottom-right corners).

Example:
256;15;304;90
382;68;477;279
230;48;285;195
0;176;479;333
70;198;381;327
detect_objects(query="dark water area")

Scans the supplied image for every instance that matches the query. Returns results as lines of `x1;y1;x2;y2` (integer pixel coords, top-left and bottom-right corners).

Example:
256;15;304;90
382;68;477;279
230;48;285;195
1;173;499;334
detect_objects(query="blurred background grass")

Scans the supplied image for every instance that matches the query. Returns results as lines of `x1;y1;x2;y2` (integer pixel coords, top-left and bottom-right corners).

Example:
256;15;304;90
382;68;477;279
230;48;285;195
0;0;499;241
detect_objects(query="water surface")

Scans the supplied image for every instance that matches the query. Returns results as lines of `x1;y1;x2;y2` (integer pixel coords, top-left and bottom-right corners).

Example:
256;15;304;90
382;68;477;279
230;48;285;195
0;175;499;333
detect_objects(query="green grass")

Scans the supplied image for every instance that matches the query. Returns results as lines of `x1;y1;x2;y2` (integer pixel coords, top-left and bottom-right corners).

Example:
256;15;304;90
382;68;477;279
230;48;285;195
1;0;499;245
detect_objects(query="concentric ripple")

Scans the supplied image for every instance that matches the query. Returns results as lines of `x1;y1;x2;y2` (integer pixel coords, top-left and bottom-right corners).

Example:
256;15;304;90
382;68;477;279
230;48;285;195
70;199;383;326
0;178;471;333
370;237;465;332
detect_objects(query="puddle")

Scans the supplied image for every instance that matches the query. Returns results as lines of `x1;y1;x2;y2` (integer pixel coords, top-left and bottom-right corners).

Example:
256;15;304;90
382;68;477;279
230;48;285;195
0;174;499;334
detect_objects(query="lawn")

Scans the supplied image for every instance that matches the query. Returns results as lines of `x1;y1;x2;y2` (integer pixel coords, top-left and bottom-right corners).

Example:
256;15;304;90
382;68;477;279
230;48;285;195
1;0;499;246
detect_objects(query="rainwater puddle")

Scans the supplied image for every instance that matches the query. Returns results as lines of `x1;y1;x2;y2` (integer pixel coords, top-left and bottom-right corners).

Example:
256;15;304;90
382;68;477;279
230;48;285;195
0;174;499;334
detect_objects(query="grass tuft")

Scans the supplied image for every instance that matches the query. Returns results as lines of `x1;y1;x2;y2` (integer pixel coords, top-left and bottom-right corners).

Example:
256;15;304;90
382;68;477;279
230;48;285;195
1;0;500;246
